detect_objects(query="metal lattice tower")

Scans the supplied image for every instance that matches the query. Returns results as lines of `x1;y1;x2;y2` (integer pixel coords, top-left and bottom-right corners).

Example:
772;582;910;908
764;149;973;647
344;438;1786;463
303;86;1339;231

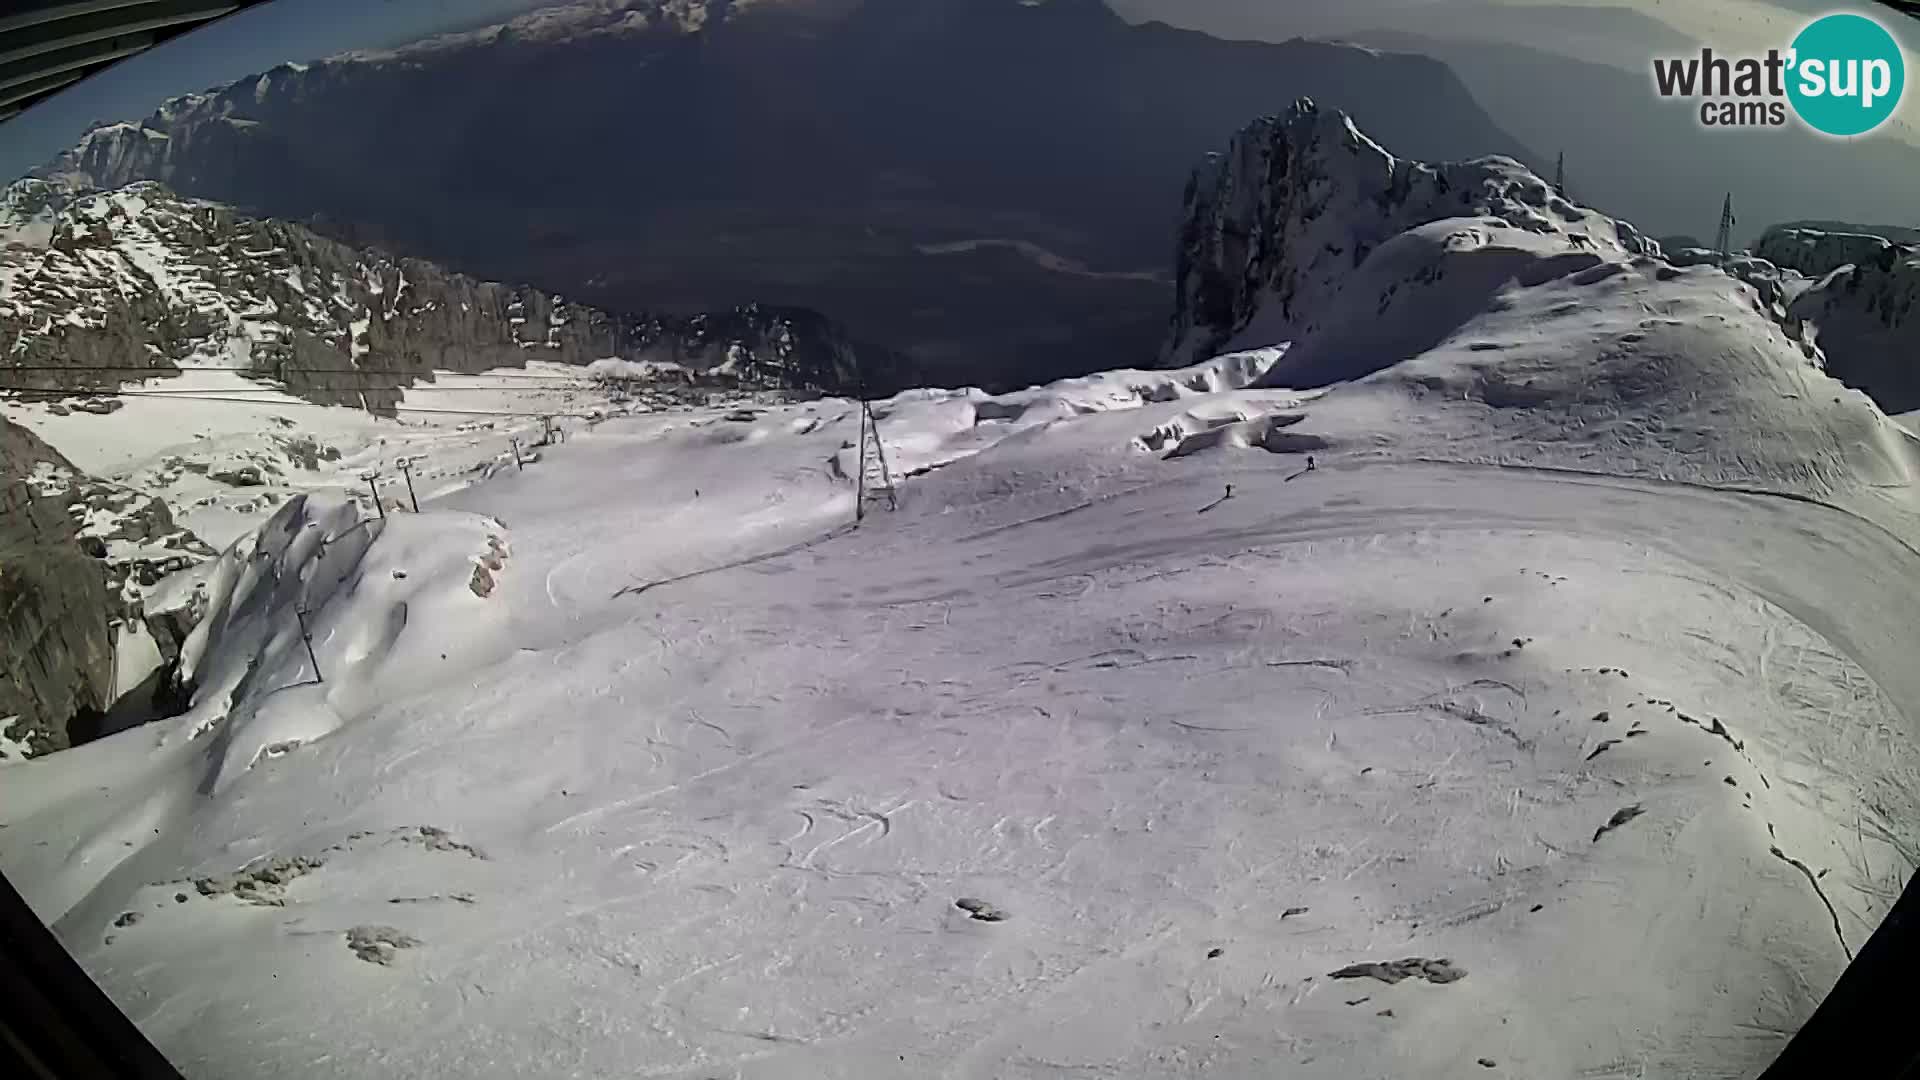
854;399;897;521
1714;193;1736;265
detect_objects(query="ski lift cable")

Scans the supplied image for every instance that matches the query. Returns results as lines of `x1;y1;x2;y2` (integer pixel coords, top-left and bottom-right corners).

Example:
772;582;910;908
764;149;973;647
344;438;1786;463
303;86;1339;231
0;385;616;418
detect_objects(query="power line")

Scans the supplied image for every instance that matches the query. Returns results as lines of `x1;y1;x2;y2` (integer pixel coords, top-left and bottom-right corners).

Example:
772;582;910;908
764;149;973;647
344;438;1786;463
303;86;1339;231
14;383;600;395
0;363;603;380
0;385;612;418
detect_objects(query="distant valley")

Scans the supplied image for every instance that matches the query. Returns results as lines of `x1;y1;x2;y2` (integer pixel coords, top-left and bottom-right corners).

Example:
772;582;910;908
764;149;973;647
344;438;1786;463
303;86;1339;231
36;0;1539;391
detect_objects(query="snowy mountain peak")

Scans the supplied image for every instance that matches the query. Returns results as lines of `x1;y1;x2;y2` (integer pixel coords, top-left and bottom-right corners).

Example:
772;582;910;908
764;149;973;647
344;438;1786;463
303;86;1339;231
328;0;738;63
1163;97;1655;368
1156;100;1915;513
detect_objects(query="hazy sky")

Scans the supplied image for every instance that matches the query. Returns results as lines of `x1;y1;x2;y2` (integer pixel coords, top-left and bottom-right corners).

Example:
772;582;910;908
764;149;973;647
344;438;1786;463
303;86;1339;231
1115;0;1918;145
7;0;1918;182
3;0;551;183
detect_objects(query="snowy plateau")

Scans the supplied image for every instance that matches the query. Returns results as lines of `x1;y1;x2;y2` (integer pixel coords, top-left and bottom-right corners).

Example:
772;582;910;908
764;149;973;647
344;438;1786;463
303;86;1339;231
4;100;1920;1080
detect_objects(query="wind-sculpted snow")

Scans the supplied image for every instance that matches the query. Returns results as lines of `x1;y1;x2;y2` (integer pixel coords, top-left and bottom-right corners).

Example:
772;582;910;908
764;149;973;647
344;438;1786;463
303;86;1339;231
1249;225;1916;505
168;493;516;794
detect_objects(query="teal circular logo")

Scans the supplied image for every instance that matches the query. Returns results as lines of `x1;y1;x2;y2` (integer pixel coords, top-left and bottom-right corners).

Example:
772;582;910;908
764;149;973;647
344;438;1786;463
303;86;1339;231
1787;13;1905;136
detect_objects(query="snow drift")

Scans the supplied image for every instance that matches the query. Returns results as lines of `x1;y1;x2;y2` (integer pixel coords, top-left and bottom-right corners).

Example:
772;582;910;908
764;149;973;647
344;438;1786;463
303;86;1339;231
0;491;516;925
167;493;516;787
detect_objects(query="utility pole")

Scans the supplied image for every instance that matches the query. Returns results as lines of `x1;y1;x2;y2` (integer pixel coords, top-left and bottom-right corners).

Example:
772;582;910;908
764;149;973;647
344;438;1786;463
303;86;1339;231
855;399;898;522
855;409;868;522
294;605;323;684
850;361;896;523
16;481;42;539
1553;150;1565;197
1714;192;1736;266
361;471;386;518
397;456;421;512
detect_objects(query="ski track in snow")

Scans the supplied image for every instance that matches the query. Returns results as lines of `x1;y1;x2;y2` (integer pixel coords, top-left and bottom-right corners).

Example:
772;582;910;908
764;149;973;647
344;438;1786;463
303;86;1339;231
1;351;1918;1080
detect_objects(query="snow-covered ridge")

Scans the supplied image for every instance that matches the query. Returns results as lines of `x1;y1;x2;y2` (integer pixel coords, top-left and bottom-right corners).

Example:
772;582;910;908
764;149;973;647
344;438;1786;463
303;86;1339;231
43;1;732;144
1162;97;1656;369
32;0;786;160
1154;100;1918;519
1696;227;1920;414
1780;236;1920;414
1755;227;1900;280
329;0;736;64
1162;98;1918;431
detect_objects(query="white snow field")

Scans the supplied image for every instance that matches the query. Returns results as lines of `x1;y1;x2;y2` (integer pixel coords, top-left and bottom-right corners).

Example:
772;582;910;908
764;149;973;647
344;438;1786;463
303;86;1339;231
4;363;620;549
3;335;1919;1079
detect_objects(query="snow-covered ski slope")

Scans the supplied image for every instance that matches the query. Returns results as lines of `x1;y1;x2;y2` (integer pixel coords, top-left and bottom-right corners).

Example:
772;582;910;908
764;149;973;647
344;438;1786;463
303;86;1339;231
3;338;1918;1079
7;94;1920;1077
4;362;621;549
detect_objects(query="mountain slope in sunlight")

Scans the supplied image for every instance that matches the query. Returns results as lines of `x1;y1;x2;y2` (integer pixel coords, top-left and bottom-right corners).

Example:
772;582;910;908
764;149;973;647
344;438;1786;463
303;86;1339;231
2;91;1917;1080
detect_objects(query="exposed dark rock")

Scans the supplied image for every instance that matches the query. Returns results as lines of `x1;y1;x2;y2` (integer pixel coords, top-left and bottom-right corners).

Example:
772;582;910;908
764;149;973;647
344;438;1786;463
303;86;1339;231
954;897;1008;922
345;924;421;965
0;418;213;756
1328;957;1467;985
3;181;913;406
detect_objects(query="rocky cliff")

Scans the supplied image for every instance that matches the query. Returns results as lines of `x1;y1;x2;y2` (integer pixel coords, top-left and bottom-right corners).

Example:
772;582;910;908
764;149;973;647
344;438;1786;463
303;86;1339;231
1;179;913;410
1766;232;1920;414
1;418;210;758
1161;97;1657;371
1755;227;1902;280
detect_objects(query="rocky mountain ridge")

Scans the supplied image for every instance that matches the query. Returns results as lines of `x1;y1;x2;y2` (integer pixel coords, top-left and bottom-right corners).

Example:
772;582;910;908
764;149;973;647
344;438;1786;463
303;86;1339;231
27;0;1536;390
0;171;907;759
1;178;911;410
1151;100;1915;517
2;417;211;760
1161;97;1658;370
1757;228;1920;414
